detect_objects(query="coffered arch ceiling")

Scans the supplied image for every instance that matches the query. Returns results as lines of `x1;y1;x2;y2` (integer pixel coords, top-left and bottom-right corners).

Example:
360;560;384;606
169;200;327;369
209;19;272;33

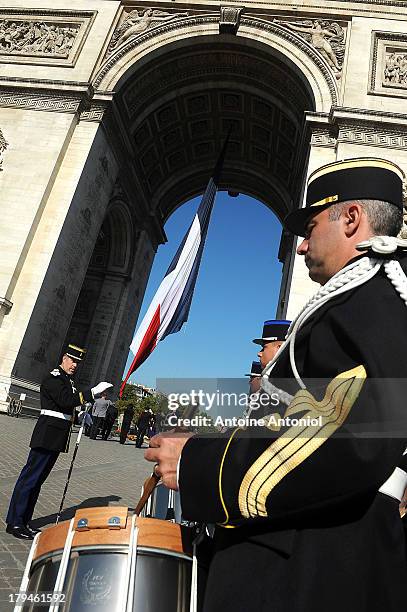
110;36;316;223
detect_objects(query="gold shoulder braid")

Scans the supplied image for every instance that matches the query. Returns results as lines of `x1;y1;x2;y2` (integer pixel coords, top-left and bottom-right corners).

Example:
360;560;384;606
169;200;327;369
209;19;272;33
238;365;366;519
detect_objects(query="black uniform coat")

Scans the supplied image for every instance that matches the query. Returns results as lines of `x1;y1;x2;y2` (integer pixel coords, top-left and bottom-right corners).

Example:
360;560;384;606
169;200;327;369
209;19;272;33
179;257;407;612
30;367;93;453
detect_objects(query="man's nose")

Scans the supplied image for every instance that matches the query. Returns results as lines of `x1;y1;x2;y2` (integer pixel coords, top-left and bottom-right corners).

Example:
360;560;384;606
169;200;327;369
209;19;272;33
297;239;308;255
257;350;262;359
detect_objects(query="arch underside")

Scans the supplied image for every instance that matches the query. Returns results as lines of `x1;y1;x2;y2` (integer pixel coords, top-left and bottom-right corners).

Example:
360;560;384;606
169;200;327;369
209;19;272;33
103;35;319;223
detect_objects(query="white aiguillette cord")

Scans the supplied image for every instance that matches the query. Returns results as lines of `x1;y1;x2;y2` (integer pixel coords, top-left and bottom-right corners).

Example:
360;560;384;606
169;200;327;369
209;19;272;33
262;235;407;389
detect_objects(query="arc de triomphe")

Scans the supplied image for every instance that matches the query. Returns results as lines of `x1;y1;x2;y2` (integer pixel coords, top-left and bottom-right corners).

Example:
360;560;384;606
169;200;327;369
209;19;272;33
1;0;407;410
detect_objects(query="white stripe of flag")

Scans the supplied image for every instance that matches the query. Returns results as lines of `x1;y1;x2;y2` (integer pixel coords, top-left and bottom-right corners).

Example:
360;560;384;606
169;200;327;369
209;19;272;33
120;177;218;395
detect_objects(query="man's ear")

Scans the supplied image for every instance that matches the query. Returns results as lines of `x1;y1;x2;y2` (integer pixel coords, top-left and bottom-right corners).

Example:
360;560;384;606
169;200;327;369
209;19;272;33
343;203;362;237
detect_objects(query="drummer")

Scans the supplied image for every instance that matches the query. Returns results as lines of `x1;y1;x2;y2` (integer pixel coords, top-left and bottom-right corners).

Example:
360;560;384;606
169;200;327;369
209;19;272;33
145;158;407;612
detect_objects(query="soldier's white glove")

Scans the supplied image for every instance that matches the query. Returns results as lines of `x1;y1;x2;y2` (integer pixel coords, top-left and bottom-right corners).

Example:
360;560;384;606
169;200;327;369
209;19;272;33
91;382;113;398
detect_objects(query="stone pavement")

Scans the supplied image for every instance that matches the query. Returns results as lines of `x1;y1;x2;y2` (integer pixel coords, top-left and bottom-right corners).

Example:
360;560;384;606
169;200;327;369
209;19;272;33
0;413;152;610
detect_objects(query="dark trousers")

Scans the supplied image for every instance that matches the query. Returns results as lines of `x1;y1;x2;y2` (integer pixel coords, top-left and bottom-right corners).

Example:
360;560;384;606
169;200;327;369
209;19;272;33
101;418;115;440
6;448;59;526
120;420;131;444
136;426;148;448
89;416;103;439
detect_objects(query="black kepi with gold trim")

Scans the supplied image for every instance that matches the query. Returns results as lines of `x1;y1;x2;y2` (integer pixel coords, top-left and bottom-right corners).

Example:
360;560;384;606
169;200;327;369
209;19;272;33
65;343;87;361
284;158;404;236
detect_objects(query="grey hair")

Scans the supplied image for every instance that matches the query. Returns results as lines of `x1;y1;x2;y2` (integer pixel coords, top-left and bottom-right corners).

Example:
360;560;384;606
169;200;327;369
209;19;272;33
328;199;403;237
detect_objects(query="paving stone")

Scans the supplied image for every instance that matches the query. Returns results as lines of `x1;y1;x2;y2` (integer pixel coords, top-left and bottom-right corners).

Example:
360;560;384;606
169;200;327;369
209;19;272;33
0;414;152;610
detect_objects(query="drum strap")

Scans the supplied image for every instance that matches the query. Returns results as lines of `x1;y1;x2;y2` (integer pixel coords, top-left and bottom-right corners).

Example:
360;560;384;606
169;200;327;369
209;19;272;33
189;542;198;612
14;533;41;612
49;518;75;612
124;514;139;612
189;526;206;612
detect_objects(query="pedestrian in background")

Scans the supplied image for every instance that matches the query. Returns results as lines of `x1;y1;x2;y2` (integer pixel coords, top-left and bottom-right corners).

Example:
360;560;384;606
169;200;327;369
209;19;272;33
102;402;118;440
90;392;112;440
119;404;134;444
78;402;93;436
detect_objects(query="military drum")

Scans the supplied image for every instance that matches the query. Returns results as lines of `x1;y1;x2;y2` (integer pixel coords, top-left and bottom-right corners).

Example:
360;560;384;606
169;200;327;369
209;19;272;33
15;506;194;611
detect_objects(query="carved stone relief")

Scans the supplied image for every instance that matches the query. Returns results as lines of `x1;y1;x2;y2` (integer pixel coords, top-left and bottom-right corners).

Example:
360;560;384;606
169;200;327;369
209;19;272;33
400;180;407;239
0;128;8;171
384;51;407;87
273;18;346;76
370;31;407;98
108;7;189;55
0;10;95;66
0;19;79;57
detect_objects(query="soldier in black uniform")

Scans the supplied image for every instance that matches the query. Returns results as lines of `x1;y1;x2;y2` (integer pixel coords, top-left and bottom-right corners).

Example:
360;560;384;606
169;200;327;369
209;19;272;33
146;158;407;612
136;408;154;448
253;319;291;369
244;360;262;395
6;344;112;539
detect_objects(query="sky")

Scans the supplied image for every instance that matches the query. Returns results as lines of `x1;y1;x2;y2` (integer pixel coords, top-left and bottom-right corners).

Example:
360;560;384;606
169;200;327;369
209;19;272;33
123;191;283;389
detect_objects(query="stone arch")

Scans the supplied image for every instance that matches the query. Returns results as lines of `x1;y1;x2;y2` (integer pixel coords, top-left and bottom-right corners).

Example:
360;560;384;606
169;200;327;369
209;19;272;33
105;200;134;275
69;12;340;391
94;15;338;112
93;33;320;228
65;195;138;386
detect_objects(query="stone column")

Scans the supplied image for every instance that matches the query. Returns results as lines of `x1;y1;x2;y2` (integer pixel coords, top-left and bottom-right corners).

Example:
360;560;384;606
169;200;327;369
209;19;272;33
285;120;337;320
0;116;119;410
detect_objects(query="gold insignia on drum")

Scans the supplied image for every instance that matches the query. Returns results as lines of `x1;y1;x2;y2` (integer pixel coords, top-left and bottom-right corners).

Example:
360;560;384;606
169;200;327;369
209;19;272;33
81;567;113;605
238;365;367;519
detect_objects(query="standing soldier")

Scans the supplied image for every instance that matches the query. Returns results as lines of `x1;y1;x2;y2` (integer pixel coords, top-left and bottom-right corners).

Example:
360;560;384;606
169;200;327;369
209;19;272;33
5;344;112;539
136;407;154;448
244;360;262;395
253;319;291;369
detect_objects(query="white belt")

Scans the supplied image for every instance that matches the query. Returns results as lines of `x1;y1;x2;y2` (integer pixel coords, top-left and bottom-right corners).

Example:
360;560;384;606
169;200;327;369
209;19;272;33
378;467;407;502
40;409;72;421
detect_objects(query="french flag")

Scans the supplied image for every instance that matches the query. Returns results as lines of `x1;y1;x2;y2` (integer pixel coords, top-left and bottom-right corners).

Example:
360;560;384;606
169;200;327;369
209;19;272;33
120;142;227;395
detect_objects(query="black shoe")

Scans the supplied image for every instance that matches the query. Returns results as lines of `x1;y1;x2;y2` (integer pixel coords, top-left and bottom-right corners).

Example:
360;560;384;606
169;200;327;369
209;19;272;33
6;525;34;540
26;525;41;535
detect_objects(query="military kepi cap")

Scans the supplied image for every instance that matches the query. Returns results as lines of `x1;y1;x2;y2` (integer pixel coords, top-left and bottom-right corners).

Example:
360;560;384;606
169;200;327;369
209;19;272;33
284;158;405;236
253;320;291;345
245;361;262;377
65;343;87;361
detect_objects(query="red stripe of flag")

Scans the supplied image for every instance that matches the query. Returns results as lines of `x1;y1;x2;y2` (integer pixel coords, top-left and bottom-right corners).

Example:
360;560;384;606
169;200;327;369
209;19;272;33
119;304;160;396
